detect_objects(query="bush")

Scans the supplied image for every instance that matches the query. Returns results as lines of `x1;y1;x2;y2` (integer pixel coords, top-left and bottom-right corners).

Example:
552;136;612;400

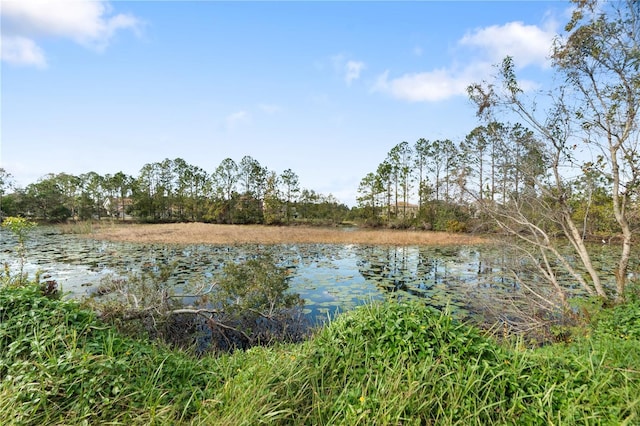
87;255;310;354
445;219;467;233
592;299;640;340
1;216;37;285
207;254;309;351
300;302;520;424
419;201;471;232
311;302;499;370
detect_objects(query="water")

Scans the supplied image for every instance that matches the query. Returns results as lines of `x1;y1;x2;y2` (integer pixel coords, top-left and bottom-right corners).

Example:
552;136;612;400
0;226;559;322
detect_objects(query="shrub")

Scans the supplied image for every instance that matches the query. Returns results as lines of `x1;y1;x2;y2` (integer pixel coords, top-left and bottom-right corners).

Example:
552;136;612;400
1;216;37;285
87;255;310;354
311;301;499;371
592;300;640;340
206;254;309;351
445;219;467;233
300;302;520;424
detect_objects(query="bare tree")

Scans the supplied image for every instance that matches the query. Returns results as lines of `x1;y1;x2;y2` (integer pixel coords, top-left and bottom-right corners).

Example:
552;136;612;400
468;0;640;303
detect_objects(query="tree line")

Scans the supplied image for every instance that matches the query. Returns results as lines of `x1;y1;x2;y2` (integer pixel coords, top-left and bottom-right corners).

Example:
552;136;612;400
0;157;349;225
354;120;620;236
0;116;625;236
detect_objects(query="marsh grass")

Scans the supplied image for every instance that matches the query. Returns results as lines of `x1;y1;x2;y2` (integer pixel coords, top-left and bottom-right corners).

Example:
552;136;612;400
1;283;639;425
83;222;488;246
57;220;96;235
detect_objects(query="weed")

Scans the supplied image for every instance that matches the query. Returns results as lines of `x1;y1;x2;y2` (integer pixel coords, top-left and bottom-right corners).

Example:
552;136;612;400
1;283;639;424
1;216;36;285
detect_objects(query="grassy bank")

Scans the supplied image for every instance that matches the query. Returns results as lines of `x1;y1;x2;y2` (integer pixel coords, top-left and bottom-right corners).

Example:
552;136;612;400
1;283;639;425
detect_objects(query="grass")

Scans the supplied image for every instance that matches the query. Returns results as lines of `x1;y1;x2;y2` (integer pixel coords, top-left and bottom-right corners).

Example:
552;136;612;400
77;222;488;246
1;282;639;425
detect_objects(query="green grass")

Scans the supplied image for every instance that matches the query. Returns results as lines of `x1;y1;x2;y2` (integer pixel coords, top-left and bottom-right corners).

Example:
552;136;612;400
1;283;639;425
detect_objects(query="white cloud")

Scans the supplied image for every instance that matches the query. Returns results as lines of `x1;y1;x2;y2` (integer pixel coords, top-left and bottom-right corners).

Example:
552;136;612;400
258;103;282;115
373;19;558;103
0;0;141;67
373;64;490;102
225;111;251;130
459;21;556;68
373;69;462;102
345;60;365;85
331;54;366;85
1;36;47;67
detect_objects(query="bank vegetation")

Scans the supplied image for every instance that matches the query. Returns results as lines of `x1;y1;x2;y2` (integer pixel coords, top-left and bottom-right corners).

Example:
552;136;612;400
1;281;639;425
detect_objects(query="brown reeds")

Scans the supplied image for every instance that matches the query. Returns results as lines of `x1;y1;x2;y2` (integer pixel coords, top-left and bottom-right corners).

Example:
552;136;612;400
85;223;487;246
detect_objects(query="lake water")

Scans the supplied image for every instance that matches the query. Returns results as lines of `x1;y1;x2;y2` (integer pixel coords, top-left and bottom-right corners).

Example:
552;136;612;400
0;226;559;323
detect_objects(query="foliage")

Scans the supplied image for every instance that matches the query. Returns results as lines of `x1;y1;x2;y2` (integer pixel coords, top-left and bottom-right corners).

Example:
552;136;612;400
216;255;301;315
87;255;308;354
3;157;349;226
2;285;639;425
466;0;640;303
1;216;36;244
445;219;467;233
592;299;640;341
570;183;618;237
25;175;73;221
206;254;308;351
309;302;501;377
415;200;471;232
203;301;640;424
0;283;223;425
1;216;37;285
0;168;13;219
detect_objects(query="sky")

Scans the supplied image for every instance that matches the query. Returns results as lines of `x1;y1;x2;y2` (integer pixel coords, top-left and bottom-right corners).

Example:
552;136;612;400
0;0;571;207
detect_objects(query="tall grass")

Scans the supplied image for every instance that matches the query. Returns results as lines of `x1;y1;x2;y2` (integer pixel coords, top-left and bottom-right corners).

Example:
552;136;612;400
1;282;639;425
85;222;488;246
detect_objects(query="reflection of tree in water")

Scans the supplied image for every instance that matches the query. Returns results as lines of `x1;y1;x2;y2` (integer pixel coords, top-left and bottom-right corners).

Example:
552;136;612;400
355;245;464;310
468;245;526;291
354;244;526;314
356;246;401;290
3;228;539;323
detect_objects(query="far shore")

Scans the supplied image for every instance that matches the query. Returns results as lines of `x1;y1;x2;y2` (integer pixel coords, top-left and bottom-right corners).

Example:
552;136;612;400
79;222;489;246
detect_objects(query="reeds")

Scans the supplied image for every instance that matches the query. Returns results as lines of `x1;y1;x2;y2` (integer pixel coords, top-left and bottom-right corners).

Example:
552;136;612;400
87;223;488;246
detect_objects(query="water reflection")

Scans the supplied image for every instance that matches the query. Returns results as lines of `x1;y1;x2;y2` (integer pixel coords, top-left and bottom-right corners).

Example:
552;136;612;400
353;245;522;313
1;226;599;323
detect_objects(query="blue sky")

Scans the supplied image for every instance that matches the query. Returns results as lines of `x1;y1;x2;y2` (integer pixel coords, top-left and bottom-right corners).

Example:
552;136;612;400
1;1;570;206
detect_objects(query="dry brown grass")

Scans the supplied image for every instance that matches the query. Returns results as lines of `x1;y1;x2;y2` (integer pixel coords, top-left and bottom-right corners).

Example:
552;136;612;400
84;223;487;246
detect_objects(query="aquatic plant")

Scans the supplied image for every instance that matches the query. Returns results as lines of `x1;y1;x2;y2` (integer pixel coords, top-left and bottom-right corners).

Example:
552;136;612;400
1;216;36;285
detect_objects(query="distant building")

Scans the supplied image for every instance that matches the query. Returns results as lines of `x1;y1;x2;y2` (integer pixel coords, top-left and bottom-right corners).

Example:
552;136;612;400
388;201;419;219
104;197;134;220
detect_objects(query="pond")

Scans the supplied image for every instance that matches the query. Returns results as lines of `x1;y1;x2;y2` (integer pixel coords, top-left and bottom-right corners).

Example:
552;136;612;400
0;226;611;323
